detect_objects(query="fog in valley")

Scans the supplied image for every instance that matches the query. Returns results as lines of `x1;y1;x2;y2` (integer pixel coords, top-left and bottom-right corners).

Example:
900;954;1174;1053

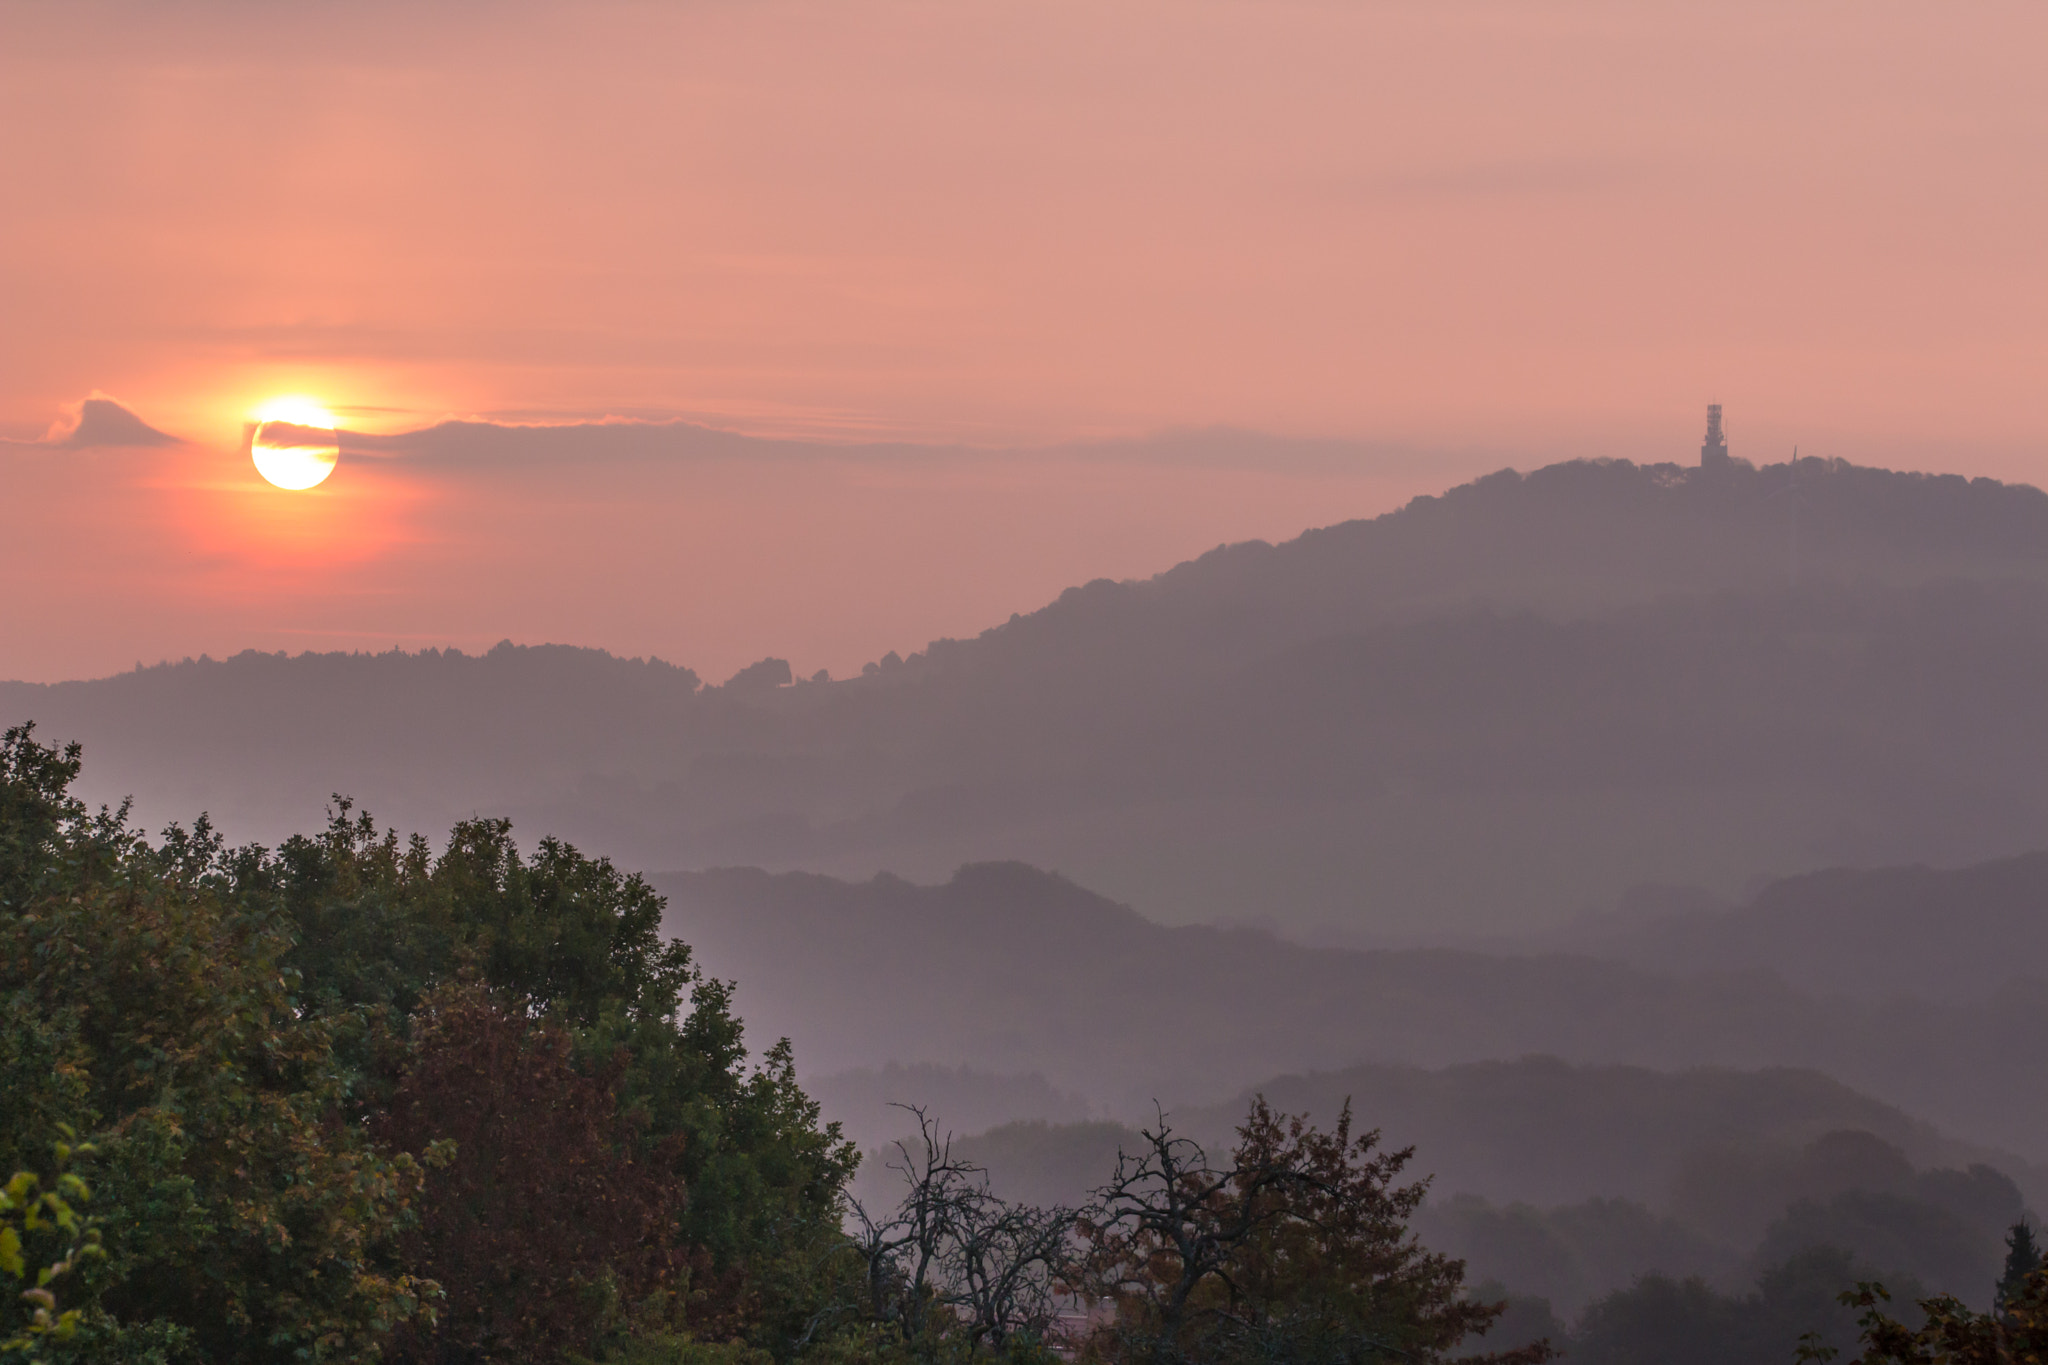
10;446;2048;1354
11;2;2046;1356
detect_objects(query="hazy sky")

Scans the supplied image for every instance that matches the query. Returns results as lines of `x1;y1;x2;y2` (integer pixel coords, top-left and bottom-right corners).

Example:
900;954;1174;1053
4;0;2043;683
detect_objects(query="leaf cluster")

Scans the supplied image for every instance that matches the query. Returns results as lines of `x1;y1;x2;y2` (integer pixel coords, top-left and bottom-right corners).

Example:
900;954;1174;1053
0;1134;103;1362
371;984;693;1363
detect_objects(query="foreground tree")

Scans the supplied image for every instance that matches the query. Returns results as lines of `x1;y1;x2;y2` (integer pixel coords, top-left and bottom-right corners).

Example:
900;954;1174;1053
262;799;859;1324
1796;1263;2048;1365
0;722;856;1363
2001;1225;2045;1324
371;985;692;1363
0;1135;102;1360
0;725;437;1363
835;1107;1073;1360
1077;1099;1551;1365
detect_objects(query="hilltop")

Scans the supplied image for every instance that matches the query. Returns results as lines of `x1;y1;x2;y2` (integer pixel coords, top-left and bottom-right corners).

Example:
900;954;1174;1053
11;454;2048;935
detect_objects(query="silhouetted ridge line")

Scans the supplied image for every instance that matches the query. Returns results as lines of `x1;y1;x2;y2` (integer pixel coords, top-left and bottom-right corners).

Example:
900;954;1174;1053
653;859;2048;1159
1549;850;2048;1004
13;451;2048;940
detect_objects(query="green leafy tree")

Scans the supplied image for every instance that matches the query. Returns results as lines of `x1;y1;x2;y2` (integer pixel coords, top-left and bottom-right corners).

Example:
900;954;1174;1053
0;726;439;1364
0;1135;102;1362
1;722;858;1362
252;802;860;1351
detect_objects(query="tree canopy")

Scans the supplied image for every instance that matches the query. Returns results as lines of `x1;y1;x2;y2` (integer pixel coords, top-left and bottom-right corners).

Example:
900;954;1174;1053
0;722;854;1363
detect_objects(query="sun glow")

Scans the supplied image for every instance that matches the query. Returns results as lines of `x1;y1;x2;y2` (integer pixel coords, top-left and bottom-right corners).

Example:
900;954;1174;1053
249;397;340;490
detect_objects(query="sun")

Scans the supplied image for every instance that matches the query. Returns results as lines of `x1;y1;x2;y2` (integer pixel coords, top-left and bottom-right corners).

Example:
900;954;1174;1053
249;397;340;490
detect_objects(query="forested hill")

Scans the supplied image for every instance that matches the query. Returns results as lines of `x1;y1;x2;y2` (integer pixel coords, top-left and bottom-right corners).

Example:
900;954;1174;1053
1544;850;2048;1004
921;1058;1994;1213
11;455;2048;937
653;860;2048;1160
912;455;2048;695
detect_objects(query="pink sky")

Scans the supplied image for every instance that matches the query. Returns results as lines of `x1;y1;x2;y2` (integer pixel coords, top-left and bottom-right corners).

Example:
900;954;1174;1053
3;0;2043;683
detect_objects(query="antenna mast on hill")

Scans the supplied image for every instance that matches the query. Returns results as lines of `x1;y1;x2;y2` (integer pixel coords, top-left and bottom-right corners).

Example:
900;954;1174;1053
1788;445;1801;588
1701;404;1730;469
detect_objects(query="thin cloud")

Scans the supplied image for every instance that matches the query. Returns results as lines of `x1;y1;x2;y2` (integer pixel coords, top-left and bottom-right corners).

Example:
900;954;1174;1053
1;395;180;450
340;415;1448;478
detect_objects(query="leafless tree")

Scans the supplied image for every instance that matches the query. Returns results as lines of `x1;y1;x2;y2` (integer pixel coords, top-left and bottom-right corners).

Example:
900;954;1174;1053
1078;1106;1327;1359
844;1104;1081;1353
947;1195;1075;1350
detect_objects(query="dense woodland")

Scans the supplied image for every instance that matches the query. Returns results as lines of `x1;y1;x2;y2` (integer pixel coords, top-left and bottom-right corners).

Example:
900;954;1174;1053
6;722;2047;1363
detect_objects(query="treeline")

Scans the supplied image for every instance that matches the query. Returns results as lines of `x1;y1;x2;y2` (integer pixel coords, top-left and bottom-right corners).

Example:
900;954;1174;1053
1418;1127;2026;1314
0;724;1533;1365
927;1117;2034;1337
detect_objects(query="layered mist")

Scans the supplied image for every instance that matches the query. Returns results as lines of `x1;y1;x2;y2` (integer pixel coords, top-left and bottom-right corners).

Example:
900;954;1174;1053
8;451;2046;1329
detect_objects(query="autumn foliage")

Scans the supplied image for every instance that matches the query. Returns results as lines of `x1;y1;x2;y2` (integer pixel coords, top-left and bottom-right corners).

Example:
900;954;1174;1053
1799;1264;2048;1365
373;986;690;1363
0;722;851;1364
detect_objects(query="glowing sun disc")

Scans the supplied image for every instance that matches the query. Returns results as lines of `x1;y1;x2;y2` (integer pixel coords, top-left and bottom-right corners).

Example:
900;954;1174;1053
250;398;340;490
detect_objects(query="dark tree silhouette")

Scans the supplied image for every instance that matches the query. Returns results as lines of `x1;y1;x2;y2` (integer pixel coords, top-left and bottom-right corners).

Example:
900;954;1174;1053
2002;1224;2045;1322
1078;1098;1550;1365
839;1106;1074;1357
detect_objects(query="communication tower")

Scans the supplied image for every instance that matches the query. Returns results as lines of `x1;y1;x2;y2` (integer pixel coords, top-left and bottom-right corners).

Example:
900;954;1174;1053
1701;404;1730;468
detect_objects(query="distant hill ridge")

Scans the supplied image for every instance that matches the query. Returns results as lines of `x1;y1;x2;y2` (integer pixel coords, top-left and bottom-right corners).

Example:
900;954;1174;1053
12;453;2048;935
1549;850;2048;1004
931;455;2048;689
654;858;2048;1159
15;454;2048;690
910;1055;2002;1213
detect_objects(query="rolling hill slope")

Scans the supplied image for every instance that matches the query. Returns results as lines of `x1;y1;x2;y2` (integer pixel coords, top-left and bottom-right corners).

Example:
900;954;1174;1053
654;860;2048;1159
12;454;2048;935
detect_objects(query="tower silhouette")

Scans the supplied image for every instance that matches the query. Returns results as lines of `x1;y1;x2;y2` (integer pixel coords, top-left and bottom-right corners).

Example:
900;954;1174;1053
1701;404;1730;468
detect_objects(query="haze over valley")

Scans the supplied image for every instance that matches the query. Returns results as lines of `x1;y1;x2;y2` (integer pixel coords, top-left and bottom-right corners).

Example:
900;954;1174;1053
12;441;2048;1344
16;448;2048;939
8;4;2046;1356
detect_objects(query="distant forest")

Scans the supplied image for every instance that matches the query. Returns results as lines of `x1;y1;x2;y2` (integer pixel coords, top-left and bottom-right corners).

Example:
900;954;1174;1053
658;861;2048;1161
16;455;2048;936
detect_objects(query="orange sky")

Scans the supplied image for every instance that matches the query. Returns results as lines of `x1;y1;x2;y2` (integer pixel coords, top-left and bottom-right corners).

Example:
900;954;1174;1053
3;0;2044;683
